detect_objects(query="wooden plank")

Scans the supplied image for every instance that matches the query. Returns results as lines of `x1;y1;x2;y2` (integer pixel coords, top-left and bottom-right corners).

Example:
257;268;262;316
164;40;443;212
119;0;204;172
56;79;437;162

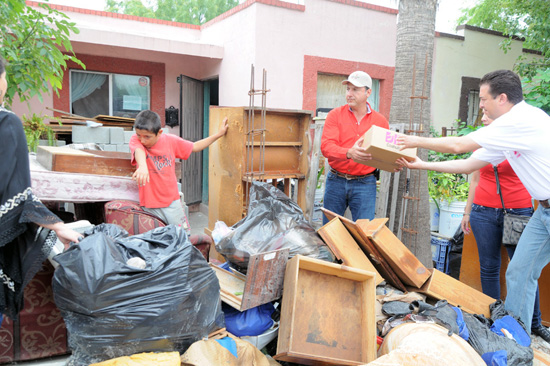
534;348;550;366
36;146;180;178
37;146;134;177
37;146;95;172
93;114;136;123
317;217;383;286
389;171;400;232
375;170;391;218
275;255;376;365
321;208;406;292
283;178;291;197
358;218;430;288
413;269;495;317
240;248;289;311
210;264;245;310
211;249;288;311
246;141;303;147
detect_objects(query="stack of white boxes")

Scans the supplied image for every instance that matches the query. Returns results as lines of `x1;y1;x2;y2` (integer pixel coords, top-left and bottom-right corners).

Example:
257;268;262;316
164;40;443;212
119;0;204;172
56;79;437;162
71;126;135;153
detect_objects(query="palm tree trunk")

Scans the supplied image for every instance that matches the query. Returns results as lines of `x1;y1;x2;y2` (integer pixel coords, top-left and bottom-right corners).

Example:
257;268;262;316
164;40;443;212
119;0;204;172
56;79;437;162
389;0;438;267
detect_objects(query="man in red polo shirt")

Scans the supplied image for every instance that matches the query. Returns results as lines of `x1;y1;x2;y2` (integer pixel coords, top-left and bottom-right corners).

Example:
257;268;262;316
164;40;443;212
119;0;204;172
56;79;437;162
320;71;389;224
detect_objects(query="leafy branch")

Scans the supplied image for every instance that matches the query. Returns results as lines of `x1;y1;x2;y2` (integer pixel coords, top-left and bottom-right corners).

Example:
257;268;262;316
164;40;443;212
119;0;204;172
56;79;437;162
427;121;477;203
0;0;85;107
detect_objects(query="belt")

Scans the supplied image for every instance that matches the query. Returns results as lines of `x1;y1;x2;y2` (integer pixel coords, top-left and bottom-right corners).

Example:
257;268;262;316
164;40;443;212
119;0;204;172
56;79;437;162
330;167;373;180
540;199;550;209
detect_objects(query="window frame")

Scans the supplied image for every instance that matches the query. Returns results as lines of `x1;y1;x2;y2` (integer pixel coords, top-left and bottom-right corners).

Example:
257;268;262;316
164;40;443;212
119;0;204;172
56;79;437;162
69;69;151;117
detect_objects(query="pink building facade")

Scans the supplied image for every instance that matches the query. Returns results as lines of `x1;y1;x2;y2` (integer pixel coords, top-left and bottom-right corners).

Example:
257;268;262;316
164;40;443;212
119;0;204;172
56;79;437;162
15;0;397;124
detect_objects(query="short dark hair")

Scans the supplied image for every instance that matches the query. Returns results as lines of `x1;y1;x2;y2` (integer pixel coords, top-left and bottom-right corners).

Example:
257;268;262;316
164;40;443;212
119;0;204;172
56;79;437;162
0;56;6;75
134;110;161;134
480;70;523;105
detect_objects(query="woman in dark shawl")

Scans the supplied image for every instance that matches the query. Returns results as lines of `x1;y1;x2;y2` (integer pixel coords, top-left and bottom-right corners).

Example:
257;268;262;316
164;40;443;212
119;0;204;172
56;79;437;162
0;56;82;320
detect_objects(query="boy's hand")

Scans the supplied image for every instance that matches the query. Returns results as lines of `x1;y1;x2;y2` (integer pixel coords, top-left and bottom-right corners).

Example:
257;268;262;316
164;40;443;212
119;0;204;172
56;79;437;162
218;117;229;137
132;165;150;187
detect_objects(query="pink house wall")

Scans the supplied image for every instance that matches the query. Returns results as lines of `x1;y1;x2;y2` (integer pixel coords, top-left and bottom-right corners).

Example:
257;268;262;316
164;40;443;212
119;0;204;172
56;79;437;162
18;0;398;120
55;54;166;123
302;55;394;119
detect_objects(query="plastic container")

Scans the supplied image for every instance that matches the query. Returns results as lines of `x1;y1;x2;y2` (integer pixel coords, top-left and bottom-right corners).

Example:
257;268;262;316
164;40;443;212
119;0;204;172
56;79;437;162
438;200;466;238
431;232;452;274
240;322;279;350
429;198;440;232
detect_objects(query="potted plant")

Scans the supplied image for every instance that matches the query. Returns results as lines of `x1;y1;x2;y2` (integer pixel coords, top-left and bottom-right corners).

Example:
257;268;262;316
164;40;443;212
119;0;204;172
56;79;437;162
427;121;476;236
22;113;60;152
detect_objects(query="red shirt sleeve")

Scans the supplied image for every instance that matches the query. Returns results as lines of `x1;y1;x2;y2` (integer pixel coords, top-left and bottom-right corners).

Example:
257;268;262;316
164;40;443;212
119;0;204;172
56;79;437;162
321;108;349;161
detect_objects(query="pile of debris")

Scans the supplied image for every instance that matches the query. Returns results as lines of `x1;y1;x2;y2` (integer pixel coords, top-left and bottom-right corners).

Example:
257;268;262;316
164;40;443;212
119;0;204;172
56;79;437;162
10;181;550;366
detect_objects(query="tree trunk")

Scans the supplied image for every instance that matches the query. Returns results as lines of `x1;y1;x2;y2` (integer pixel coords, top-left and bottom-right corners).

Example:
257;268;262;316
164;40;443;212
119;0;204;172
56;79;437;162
389;0;438;267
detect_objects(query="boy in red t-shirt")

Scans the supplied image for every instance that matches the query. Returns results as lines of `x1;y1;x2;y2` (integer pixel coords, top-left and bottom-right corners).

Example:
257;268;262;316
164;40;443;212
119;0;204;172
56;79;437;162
129;110;228;234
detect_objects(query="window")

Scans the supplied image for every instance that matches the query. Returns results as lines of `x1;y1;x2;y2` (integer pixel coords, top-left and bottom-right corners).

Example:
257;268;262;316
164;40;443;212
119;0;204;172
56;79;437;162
70;70;150;118
316;73;380;116
467;89;481;126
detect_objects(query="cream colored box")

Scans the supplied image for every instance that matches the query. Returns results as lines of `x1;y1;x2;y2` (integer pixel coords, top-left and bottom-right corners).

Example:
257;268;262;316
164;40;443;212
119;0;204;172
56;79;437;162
353;125;417;172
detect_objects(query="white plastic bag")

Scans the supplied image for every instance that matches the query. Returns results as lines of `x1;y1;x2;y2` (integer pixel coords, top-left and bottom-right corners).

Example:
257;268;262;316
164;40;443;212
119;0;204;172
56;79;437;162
212;221;233;244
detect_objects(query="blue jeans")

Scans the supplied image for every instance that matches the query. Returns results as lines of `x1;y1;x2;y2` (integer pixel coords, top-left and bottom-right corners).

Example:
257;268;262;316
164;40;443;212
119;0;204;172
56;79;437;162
322;171;377;225
469;204;541;330
504;205;550;333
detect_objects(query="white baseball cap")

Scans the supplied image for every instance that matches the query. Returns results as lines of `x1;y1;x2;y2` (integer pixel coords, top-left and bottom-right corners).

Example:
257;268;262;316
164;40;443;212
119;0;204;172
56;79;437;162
342;71;372;89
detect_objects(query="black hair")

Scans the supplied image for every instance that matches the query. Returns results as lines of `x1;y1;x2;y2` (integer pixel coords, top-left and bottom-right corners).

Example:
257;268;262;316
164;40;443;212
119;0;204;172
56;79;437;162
480;70;523;105
0;56;6;75
134;110;162;134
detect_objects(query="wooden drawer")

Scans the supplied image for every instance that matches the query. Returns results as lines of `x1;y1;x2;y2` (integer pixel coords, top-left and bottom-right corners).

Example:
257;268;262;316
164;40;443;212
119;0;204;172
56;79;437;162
275;255;377;365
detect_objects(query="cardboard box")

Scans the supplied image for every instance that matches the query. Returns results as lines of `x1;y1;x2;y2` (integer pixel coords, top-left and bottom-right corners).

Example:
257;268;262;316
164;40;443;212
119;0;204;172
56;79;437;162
353;125;417;172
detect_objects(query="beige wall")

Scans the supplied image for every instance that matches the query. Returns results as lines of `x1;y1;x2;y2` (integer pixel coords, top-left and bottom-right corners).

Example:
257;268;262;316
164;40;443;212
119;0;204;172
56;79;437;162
432;26;542;132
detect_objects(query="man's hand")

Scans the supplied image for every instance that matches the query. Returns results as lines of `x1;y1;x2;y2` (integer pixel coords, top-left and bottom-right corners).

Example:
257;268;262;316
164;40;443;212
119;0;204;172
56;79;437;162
396;134;421;150
347;138;373;162
132;165;149;187
396;156;425;170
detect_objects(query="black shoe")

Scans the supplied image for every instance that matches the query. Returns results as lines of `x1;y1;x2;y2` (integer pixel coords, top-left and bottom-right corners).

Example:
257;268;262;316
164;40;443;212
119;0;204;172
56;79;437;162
532;325;550;343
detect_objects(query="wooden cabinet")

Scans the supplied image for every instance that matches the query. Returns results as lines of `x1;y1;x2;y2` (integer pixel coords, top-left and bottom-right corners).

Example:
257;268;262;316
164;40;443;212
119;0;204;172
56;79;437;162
208;107;312;230
460;231;550;326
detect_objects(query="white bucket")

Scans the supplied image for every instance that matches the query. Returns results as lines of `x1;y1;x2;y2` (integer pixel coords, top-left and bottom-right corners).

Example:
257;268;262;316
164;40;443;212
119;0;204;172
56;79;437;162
429;198;440;232
438;200;466;238
241;322;279;350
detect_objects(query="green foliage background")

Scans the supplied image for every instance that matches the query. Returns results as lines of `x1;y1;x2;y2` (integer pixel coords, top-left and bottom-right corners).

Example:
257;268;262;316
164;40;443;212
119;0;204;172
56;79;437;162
459;0;550;115
105;0;239;25
427;122;478;203
0;0;84;107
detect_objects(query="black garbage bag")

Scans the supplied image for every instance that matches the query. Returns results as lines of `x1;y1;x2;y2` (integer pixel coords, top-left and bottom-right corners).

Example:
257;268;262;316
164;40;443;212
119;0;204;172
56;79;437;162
215;181;335;270
52;224;224;366
448;225;464;279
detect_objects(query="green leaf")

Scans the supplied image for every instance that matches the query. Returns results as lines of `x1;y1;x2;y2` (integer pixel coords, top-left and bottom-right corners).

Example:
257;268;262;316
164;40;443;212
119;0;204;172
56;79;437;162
0;1;84;107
